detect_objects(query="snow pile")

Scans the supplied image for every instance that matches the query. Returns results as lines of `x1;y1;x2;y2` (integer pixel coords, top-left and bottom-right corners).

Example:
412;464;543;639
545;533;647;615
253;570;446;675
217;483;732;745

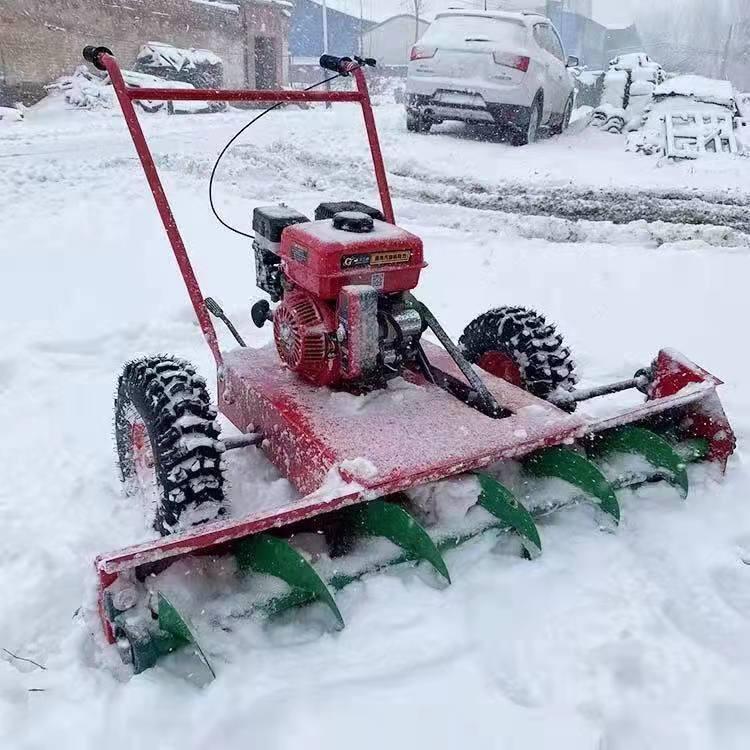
591;102;626;133
45;66;114;110
601;69;629;110
43;65;221;115
591;54;665;134
655;75;735;109
0;105;24;123
610;53;665;84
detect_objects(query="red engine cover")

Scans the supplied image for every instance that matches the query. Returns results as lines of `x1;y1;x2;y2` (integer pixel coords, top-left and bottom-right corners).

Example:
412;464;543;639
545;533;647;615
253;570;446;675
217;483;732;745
273;289;340;386
279;218;425;301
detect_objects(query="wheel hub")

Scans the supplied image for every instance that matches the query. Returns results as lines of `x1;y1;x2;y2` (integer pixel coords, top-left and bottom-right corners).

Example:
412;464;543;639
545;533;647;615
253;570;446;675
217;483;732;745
477;350;523;387
131;419;159;507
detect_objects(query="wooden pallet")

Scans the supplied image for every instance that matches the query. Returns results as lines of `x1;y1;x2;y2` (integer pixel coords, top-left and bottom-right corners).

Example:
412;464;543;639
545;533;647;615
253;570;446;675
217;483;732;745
663;111;738;158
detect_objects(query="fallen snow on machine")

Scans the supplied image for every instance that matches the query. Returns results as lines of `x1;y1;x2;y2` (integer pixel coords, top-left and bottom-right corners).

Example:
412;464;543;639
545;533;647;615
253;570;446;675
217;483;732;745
82;47;736;679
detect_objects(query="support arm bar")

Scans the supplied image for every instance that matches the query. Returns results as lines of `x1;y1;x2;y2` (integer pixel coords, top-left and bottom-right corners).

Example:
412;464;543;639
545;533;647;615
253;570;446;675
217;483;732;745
549;375;651;407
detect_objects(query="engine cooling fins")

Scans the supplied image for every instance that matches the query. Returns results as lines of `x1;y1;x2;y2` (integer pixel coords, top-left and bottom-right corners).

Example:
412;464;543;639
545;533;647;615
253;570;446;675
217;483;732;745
111;428;713;679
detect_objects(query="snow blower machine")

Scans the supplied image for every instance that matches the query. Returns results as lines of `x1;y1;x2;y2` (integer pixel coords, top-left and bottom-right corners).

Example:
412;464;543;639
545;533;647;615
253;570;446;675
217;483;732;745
84;46;736;678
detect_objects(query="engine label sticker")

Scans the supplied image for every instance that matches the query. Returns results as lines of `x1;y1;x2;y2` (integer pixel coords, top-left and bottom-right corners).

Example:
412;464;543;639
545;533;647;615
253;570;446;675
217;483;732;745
341;253;371;269
371;250;411;266
341;250;411;269
290;245;308;263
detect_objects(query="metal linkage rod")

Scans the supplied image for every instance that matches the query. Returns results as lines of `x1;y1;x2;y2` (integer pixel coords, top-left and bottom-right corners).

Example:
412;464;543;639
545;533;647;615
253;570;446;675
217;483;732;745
550;375;650;406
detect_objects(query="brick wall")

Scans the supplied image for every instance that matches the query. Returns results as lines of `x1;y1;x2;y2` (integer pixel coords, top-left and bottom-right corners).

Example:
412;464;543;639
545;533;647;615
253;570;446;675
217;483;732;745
0;0;289;98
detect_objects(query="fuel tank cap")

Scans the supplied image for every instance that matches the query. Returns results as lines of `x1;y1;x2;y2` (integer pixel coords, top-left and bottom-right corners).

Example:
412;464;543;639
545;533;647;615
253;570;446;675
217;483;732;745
332;211;374;233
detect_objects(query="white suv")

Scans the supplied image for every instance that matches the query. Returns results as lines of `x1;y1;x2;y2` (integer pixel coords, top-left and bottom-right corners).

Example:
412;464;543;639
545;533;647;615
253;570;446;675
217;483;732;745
405;10;578;145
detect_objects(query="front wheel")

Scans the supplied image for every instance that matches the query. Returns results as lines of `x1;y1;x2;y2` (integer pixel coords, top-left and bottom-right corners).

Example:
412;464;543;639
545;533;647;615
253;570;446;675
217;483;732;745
459;306;577;401
114;356;226;535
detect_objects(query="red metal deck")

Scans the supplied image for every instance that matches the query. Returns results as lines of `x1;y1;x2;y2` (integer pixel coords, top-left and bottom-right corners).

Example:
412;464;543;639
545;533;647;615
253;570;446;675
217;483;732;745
218;341;588;496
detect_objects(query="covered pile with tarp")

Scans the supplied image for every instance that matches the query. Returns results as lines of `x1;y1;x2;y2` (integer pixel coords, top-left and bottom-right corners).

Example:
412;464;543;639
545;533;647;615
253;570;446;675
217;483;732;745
591;53;665;134
627;75;742;158
46;62;222;115
135;42;224;89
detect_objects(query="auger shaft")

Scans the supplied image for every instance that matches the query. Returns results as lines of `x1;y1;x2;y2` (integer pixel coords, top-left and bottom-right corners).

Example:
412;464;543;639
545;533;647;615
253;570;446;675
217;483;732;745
223;433;264;450
108;428;711;678
549;375;650;406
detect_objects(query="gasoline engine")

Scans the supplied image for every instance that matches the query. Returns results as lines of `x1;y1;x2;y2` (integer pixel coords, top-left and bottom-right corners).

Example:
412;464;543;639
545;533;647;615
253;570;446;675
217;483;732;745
251;202;427;389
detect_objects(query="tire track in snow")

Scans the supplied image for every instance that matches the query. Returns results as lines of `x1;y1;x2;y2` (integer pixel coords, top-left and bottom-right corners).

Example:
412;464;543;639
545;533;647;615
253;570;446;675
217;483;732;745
390;167;750;237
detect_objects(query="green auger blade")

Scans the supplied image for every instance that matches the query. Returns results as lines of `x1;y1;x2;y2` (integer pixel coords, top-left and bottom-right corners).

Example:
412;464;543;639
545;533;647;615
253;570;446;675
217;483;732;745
524;447;621;524
349;499;451;584
475;472;542;558
235;534;344;629
592;426;689;499
157;593;216;679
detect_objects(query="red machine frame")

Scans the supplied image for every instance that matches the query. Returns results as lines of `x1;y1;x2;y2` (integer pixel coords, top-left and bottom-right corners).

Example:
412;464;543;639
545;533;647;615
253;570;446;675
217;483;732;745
96;50;395;368
86;49;735;648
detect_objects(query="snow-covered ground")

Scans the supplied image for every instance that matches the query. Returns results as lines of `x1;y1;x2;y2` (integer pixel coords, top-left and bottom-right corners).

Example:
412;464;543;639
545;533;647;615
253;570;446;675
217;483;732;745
2;95;750;749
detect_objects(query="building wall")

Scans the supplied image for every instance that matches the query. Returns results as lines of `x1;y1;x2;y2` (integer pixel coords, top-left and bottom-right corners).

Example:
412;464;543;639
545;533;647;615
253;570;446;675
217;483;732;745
290;0;373;58
362;16;430;68
727;21;750;90
0;0;289;95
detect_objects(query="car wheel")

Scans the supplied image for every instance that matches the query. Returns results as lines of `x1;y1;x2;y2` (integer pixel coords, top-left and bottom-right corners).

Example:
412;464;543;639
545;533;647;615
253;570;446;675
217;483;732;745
407;110;432;134
552;96;574;135
511;96;542;146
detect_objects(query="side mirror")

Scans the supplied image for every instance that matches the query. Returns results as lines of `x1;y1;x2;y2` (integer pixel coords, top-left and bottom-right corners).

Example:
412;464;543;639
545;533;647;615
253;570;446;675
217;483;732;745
566;55;580;68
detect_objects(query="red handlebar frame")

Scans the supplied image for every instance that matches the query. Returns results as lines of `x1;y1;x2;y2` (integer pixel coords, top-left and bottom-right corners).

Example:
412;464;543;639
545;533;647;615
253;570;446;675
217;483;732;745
97;52;395;367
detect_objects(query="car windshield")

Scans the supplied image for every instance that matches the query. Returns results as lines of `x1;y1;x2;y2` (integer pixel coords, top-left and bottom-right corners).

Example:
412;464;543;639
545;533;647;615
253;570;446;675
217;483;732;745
422;16;528;47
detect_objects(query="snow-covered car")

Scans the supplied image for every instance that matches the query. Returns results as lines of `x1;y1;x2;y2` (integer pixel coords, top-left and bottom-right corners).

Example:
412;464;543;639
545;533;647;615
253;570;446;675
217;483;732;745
405;9;578;145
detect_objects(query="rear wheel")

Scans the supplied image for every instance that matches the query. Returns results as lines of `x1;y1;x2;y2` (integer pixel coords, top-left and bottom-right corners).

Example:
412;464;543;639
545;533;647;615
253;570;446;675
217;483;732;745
114;356;226;535
459;306;577;400
406;110;432;134
552;96;574;135
511;96;542;146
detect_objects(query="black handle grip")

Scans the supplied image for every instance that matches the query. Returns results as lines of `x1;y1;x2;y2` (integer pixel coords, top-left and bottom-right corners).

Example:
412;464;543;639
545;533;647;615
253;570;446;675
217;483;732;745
83;45;114;71
319;55;353;76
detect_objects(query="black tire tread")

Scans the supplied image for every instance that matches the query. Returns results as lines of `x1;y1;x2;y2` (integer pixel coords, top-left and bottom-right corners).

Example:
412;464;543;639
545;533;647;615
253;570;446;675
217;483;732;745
511;95;542;146
114;355;226;535
459;306;577;399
